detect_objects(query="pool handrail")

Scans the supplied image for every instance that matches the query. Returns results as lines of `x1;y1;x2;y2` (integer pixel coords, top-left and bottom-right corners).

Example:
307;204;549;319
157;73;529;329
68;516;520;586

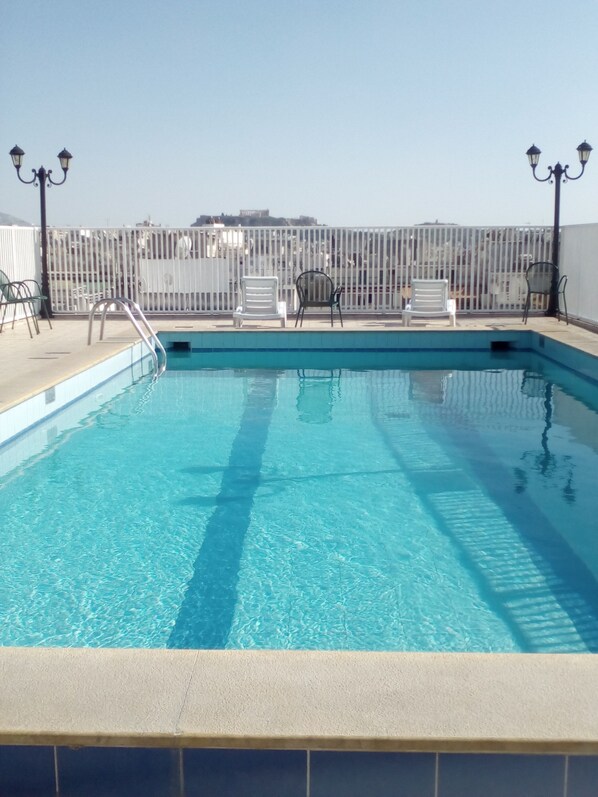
87;297;167;376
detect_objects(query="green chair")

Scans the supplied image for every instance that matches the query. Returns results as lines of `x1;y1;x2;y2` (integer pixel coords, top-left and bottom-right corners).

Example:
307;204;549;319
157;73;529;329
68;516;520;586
0;269;52;337
522;261;568;324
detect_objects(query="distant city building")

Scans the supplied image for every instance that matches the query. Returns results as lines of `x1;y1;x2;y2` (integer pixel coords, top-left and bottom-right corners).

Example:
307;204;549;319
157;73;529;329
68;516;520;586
191;211;321;228
416;220;458;226
239;209;270;218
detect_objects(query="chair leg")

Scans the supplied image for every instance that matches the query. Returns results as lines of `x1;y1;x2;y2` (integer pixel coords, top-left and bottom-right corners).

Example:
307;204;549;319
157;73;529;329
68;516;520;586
562;291;568;325
26;298;41;335
11;302;35;338
330;306;334;327
522;295;530;324
29;300;41;335
337;303;343;328
40;298;53;329
25;304;37;337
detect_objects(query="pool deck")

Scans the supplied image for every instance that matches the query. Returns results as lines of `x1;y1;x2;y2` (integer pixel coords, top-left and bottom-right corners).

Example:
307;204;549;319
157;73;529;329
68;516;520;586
1;312;598;754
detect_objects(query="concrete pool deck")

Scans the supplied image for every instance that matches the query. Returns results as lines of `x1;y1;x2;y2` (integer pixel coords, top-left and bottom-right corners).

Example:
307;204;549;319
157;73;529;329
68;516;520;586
1;312;598;755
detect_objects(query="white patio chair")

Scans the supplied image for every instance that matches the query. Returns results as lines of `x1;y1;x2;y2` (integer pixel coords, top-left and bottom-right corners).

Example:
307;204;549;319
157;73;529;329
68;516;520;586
233;275;287;328
402;279;456;327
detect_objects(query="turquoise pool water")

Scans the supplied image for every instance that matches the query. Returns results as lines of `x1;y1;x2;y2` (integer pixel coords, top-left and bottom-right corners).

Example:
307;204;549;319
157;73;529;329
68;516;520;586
1;348;597;652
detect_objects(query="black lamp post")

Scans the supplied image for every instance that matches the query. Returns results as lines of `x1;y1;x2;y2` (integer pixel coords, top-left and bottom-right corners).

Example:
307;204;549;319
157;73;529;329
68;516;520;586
526;140;591;316
9;145;73;318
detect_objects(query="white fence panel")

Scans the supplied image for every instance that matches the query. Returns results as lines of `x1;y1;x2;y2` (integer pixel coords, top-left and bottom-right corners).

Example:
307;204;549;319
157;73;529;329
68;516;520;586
560;224;598;326
0;226;40;323
0;226;40;282
138;257;231;312
42;224;558;317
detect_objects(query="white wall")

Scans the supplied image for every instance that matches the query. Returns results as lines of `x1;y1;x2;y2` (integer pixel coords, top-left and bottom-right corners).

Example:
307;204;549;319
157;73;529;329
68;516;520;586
0;226;40;282
0;226;40;322
138;257;231;293
560;223;598;325
137;257;232;311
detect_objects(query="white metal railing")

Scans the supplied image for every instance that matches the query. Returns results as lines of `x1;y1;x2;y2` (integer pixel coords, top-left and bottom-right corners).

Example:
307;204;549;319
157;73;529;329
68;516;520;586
11;222;598;323
88;297;167;376
44;224;554;317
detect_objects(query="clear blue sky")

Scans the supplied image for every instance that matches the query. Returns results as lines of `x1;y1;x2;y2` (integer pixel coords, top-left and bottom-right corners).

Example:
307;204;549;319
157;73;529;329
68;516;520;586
2;0;597;228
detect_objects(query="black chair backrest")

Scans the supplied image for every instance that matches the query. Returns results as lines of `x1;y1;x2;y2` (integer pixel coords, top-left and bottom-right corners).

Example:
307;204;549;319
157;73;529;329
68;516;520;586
296;270;334;305
525;261;557;294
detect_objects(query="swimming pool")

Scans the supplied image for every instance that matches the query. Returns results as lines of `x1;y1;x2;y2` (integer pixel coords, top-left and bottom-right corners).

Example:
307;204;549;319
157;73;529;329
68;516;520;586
1;337;597;652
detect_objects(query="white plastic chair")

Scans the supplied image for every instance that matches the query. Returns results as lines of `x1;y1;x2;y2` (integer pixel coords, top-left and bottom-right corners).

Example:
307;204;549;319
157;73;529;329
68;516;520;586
233;276;287;328
402;279;456;327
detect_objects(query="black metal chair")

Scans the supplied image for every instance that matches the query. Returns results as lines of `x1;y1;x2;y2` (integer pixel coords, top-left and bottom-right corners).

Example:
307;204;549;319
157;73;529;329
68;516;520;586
522;261;568;325
295;270;344;327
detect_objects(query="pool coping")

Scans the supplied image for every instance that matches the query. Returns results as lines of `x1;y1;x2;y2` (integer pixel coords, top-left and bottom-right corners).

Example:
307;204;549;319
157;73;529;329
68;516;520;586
1;648;598;753
1;320;598;754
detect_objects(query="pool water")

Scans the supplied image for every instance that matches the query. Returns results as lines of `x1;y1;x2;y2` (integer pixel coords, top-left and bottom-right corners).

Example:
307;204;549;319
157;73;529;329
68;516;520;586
1;349;597;652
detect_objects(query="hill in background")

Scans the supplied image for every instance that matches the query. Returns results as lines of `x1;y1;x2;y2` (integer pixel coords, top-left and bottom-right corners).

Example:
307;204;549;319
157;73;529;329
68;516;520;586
0;211;33;226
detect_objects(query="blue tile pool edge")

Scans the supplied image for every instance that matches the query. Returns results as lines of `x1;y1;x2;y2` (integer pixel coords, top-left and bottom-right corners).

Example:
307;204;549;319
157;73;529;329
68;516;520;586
159;328;536;353
3;747;598;797
158;329;597;381
0;342;153;449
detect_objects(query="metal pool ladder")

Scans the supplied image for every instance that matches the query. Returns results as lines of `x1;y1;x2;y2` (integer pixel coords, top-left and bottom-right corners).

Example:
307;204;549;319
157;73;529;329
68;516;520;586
87;297;167;377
